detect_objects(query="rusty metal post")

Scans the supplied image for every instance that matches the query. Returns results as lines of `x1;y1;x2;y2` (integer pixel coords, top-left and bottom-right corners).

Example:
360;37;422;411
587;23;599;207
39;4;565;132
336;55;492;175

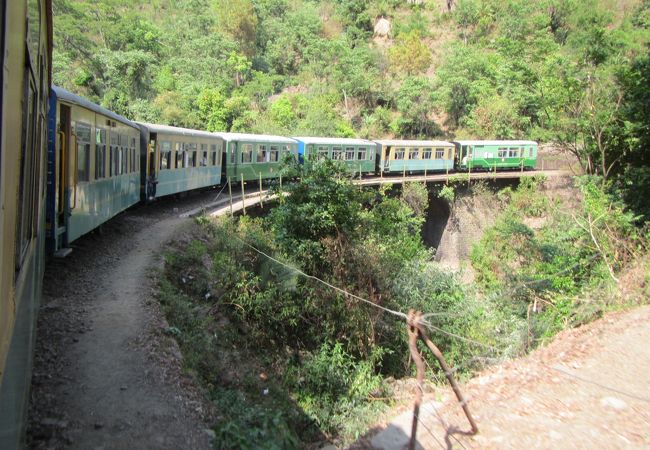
228;177;233;216
259;172;263;208
417;324;479;435
240;173;246;216
408;311;426;450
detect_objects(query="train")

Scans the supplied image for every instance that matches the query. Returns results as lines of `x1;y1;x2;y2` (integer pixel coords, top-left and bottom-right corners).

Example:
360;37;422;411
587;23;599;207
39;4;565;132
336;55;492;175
44;85;539;255
0;1;538;443
0;0;52;447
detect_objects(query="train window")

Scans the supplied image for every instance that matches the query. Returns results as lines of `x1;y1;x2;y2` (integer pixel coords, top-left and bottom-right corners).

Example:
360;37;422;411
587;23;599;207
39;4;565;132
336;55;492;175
508;147;519;158
76;123;91;182
345;147;355;160
357;148;366;160
318;146;329;160
435;148;445;159
242;144;253;163
256;145;267;163
409;149;420;160
269;146;279;162
211;144;218;165
422;148;432;159
528;147;533;157
332;147;342;160
161;141;171;169
394;148;405;160
95;129;107;179
498;147;507;158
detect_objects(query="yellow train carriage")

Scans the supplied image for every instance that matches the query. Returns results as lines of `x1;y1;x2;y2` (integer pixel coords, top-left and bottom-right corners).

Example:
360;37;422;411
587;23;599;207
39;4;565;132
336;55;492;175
0;0;52;447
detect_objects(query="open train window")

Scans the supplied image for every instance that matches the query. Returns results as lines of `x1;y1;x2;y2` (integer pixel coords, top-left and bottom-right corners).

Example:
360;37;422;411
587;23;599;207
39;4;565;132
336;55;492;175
345;147;355;160
357;147;367;160
422;148;432;159
242;144;253;163
211;144;218;165
318;146;329;160
76;122;91;182
256;144;267;163
409;149;420;160
95;129;107;179
332;146;342;160
269;145;279;162
160;141;171;169
394;148;405;160
508;147;519;158
435;148;445;159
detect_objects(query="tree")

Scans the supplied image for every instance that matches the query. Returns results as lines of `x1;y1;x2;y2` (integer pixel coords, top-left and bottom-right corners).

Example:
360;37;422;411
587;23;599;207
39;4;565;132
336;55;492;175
388;30;432;76
393;77;441;138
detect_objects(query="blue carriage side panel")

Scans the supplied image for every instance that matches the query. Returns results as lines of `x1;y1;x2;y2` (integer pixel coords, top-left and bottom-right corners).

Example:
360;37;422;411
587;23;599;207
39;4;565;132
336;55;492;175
45;90;58;254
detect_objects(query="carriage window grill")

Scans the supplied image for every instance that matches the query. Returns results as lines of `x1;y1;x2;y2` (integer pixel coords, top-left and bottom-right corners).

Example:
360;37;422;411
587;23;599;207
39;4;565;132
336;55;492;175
435;148;445;159
422;148;432;159
394;148;405;160
95;129;107;179
409;149;420;160
269;145;279;162
357;147;367;161
332;147;343;160
242;144;253;163
345;147;355;160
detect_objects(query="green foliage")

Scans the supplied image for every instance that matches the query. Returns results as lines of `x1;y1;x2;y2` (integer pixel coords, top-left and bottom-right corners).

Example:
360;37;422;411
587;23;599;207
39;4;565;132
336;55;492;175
388;30;432;75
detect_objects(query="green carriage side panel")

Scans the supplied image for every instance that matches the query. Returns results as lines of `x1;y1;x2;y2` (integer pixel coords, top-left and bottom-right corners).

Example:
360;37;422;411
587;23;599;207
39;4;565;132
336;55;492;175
455;140;538;171
67;173;141;243
156;167;222;198
295;137;377;175
220;133;299;182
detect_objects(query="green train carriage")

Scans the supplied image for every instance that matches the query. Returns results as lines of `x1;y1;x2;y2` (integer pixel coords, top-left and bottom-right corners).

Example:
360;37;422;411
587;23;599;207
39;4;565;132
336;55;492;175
217;132;298;183
293;137;377;175
454;140;538;171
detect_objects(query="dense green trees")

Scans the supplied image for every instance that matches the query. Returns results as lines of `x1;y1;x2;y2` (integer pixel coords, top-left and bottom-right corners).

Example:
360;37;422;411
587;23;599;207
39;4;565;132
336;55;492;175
54;0;649;214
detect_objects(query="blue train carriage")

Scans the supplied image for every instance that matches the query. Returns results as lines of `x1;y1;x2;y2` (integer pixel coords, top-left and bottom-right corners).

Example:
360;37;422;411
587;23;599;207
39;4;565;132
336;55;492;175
217;133;298;182
0;0;52;446
138;123;222;200
46;87;141;255
453;140;538;171
375;140;456;175
292;137;377;175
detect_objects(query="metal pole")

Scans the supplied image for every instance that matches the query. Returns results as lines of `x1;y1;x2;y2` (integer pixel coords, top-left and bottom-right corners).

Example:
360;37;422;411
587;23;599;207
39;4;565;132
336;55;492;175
241;173;246;215
228;177;233;216
424;167;427;185
259;172;263;208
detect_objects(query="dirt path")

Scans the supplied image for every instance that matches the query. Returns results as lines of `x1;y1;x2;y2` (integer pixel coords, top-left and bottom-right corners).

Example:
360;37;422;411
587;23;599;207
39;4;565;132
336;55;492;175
370;305;650;449
28;191;224;449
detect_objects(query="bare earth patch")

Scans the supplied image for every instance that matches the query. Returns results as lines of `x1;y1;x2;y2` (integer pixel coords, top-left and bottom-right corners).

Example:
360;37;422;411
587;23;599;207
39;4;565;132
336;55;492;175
367;305;650;449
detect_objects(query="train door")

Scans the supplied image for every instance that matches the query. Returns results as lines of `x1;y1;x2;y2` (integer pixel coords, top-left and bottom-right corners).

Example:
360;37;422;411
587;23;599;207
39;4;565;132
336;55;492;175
384;146;390;171
57;104;72;249
230;142;238;180
147;132;158;199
